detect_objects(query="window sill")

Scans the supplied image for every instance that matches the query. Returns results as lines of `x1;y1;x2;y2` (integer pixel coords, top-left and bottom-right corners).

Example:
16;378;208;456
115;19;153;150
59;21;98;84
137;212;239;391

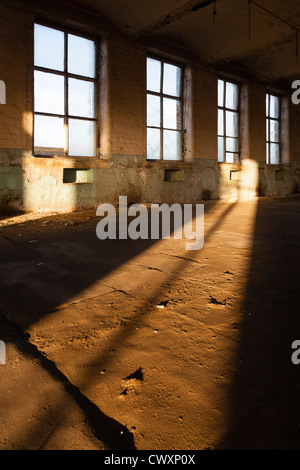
33;153;97;160
265;163;286;167
146;159;184;163
218;161;241;167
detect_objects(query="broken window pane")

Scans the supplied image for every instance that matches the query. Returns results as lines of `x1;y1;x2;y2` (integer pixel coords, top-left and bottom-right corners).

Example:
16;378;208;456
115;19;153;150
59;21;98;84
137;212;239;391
226;111;238;137
34;115;65;155
68;34;95;78
163;98;181;130
225;81;238;110
34;24;64;71
68;119;96;156
147;128;160;159
218;137;224;162
163;63;181;97
218;109;224;135
270;94;279;119
34;71;65;115
270;143;279;164
218;79;224;107
147;58;161;93
147;94;161;127
68;78;95;118
163;130;180;160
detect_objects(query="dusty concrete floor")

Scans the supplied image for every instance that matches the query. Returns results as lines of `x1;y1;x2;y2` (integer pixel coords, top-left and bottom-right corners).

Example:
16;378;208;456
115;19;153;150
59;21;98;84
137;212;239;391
0;195;300;450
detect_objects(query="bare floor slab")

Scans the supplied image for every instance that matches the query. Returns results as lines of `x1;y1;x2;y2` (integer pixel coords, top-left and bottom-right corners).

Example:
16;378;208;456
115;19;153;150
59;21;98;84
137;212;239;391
0;196;300;450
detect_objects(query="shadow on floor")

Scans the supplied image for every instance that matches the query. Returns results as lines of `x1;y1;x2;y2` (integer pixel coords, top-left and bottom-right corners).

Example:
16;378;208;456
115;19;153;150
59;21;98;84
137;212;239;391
1;200;227;449
216;196;300;449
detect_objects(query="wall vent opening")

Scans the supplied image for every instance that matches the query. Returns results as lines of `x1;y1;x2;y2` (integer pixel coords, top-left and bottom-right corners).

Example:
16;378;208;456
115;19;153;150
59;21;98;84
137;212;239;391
63;168;93;184
164;169;184;182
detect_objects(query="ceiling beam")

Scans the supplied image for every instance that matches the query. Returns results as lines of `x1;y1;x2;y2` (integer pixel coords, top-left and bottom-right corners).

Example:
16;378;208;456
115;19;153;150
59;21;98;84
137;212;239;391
139;0;216;35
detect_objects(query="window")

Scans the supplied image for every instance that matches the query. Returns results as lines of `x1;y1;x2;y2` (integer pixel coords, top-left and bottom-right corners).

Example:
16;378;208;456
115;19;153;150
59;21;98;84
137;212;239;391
0;80;6;104
266;93;280;164
218;78;240;163
34;23;97;157
146;57;182;160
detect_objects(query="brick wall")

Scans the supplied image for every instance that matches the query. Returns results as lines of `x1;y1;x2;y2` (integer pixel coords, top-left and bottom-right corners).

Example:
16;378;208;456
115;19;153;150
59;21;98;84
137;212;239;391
100;35;146;158
0;1;30;150
0;0;299;213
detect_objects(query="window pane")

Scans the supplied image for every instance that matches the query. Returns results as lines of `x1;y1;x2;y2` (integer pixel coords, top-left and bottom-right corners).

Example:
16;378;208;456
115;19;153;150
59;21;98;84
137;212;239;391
270;143;279;164
163;98;181;130
270;119;279;142
147;128;160;159
163;63;181;97
34;71;65;115
147;58;161;93
270;95;279;119
266;119;269;141
218;79;224;107
226;153;234;163
163;130;180;160
68;34;95;78
218;109;224;136
226;137;238;152
218;137;224;162
266;143;269;164
69;119;96;156
69;78;95;118
34;24;64;71
147;94;161;127
225;82;238;110
226;111;238;137
266;94;269;117
34;115;65;155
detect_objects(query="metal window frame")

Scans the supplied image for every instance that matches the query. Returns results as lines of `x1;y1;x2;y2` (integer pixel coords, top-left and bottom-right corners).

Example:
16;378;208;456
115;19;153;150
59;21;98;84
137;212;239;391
146;55;183;161
33;20;99;158
266;92;281;165
217;77;241;164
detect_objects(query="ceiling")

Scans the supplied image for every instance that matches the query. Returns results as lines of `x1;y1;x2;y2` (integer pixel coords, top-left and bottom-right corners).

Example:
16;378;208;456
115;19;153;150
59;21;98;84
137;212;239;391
35;0;300;83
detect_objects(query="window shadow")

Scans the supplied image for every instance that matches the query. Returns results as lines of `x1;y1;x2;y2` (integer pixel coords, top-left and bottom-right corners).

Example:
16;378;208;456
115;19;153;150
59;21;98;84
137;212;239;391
216;196;300;449
1;199;228;449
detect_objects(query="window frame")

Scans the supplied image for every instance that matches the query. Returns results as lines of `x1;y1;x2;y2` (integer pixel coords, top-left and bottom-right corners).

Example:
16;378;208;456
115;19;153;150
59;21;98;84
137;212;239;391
217;77;241;164
266;92;281;165
33;20;99;158
146;55;184;161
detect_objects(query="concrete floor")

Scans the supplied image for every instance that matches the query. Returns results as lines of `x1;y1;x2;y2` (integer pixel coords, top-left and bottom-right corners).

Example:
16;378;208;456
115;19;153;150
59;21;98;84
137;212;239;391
0;195;300;450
